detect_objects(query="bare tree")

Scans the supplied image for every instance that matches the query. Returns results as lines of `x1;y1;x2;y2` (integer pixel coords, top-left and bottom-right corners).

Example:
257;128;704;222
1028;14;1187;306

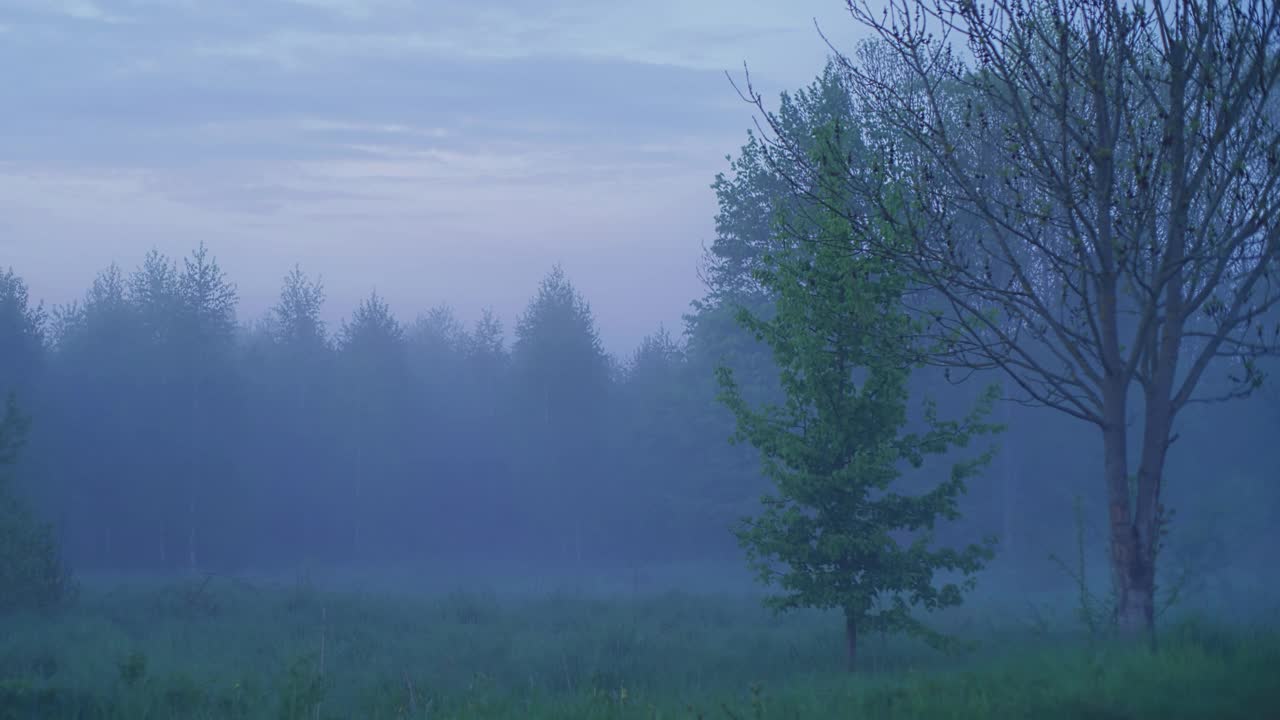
739;0;1280;638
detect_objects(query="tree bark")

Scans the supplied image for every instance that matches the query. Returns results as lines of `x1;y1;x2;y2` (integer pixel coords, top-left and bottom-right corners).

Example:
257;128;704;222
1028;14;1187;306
844;612;858;672
1111;515;1156;638
1101;383;1152;640
1104;393;1168;641
1122;393;1175;641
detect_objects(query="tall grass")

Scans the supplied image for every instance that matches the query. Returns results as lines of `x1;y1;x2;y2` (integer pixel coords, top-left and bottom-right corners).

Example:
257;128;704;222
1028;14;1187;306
0;574;1275;719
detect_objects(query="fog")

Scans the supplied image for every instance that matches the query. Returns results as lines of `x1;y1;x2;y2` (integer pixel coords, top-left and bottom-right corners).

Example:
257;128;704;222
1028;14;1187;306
0;0;1276;603
0;0;863;353
1;1;1278;717
3;239;1276;605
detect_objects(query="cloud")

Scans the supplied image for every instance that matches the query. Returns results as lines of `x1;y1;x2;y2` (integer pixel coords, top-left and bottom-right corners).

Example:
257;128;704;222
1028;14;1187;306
0;0;865;351
4;0;129;22
188;1;833;74
277;0;386;19
1;46;743;174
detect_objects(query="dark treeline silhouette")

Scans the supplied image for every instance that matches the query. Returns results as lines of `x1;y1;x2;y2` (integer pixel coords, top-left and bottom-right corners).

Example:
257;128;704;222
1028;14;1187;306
0;67;1276;586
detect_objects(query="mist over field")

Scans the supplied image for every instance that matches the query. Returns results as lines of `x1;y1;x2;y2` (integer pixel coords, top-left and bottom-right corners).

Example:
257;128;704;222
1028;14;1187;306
1;1;1279;718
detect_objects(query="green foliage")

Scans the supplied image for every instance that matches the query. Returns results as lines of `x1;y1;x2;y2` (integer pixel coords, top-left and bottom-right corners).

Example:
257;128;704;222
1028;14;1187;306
701;62;861;309
0;496;71;614
0;395;73;614
718;131;1000;664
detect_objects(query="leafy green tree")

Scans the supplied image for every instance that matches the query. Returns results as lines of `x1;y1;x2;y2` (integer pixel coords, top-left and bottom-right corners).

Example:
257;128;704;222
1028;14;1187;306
718;140;999;670
701;61;859;310
677;65;876;550
734;0;1280;639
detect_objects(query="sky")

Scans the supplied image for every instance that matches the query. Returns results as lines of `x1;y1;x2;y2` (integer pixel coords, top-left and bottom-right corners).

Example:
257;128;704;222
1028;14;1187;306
0;0;865;353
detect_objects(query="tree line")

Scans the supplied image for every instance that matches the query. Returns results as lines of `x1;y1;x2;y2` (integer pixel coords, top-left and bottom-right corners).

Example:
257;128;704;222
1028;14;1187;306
0;208;1081;584
0;253;775;574
3;0;1279;651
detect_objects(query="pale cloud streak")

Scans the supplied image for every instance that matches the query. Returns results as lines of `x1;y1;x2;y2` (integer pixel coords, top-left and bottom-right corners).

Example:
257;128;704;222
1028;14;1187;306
4;0;128;22
0;0;866;351
193;0;841;75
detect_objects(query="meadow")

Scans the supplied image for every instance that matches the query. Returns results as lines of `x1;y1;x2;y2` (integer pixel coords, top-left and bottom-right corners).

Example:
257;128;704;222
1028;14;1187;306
1;567;1277;719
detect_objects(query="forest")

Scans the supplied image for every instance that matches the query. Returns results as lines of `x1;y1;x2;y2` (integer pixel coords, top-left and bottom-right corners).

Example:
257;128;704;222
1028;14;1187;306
2;0;1280;718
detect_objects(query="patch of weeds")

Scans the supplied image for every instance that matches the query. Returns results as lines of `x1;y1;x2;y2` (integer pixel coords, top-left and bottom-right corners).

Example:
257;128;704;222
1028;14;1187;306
1049;496;1115;639
154;574;221;620
162;672;207;716
277;652;330;720
117;651;146;688
286;570;319;614
2;581;1277;719
438;589;502;626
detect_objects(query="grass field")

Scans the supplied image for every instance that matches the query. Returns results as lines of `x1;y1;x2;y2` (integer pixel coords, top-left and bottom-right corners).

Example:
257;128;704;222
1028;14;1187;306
1;570;1277;719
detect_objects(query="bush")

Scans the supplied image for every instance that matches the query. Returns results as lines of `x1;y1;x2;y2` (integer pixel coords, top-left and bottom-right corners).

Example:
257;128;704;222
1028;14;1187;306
0;496;74;612
0;394;73;613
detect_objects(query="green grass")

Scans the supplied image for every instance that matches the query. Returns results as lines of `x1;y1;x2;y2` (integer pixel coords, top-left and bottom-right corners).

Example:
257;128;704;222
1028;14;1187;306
0;574;1276;719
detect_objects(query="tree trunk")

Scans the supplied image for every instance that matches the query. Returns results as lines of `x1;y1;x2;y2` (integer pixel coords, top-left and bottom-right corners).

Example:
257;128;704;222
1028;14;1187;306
1113;529;1156;637
1100;387;1145;639
844;612;858;672
1122;391;1175;642
1102;390;1164;642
